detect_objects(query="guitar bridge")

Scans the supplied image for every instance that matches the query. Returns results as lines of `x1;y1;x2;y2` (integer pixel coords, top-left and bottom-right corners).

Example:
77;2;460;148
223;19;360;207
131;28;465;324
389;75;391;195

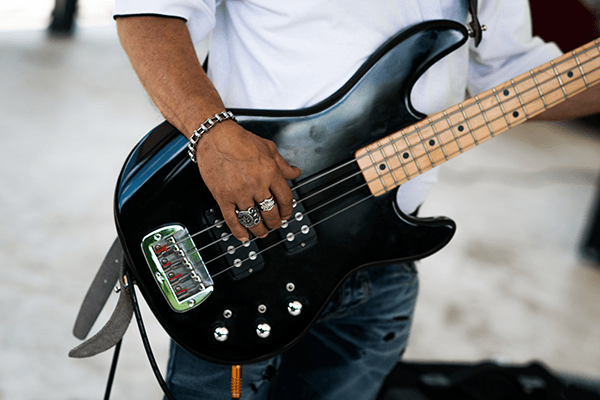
141;225;214;312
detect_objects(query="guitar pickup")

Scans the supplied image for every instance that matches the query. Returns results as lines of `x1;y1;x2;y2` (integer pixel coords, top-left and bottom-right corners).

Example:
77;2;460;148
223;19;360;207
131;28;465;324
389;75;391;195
141;225;214;312
277;196;317;253
205;208;265;280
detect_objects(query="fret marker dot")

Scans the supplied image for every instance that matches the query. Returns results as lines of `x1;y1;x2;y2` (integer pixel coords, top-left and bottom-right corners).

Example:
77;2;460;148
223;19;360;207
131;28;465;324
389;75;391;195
567;71;574;78
403;152;409;159
513;111;519;118
458;125;464;132
379;164;386;170
503;89;510;96
428;139;435;146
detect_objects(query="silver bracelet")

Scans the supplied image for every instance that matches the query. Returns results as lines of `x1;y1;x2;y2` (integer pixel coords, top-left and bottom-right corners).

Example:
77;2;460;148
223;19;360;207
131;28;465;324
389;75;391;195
187;111;236;163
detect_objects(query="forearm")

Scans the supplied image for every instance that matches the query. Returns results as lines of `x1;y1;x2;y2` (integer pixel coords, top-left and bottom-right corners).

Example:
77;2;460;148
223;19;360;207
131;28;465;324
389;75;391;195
532;79;600;121
116;15;301;241
116;15;225;138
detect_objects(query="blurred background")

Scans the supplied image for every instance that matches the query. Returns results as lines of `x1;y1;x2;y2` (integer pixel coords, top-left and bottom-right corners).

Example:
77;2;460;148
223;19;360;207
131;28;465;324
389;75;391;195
1;1;599;399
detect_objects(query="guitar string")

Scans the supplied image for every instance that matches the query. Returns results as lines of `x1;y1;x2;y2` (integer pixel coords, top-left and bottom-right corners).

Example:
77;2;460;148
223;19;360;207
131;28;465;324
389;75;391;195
262;47;600;212
178;53;600;253
351;47;600;187
190;59;600;271
190;176;372;261
211;192;375;278
157;56;600;294
166;45;599;253
286;43;600;194
169;51;600;270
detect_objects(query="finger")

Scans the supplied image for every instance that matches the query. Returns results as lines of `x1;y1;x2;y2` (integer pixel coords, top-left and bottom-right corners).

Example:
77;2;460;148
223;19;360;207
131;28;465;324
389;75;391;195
280;162;301;181
221;203;250;242
255;193;282;230
237;199;269;239
270;178;295;220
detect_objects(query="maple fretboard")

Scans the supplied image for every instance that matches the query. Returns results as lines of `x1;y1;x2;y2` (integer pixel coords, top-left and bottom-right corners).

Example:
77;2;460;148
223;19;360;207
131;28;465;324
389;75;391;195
356;39;600;196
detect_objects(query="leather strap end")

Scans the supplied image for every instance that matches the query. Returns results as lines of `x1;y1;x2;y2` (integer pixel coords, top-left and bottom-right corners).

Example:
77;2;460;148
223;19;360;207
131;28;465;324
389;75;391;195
73;238;123;340
69;271;133;358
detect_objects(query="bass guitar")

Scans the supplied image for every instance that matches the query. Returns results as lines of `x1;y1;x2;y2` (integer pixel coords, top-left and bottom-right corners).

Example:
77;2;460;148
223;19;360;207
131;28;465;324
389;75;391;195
114;19;600;365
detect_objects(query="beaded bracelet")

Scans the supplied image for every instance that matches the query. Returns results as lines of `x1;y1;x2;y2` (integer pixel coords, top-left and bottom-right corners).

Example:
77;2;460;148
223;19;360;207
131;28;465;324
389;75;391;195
187;111;236;163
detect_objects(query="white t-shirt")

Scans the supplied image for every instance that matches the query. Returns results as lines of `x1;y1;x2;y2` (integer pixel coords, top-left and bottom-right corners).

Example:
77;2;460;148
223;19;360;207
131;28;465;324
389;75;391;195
114;0;561;213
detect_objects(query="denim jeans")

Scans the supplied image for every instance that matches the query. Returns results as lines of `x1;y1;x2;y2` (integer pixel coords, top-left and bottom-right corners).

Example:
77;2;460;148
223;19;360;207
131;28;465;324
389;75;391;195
164;263;419;400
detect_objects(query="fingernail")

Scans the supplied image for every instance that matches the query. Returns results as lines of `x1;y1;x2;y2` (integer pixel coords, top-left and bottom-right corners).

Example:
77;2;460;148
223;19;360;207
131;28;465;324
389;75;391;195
240;237;249;243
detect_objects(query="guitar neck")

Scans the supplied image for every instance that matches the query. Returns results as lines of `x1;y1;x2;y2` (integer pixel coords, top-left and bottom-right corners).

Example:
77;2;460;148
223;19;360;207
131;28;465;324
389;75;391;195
355;38;600;196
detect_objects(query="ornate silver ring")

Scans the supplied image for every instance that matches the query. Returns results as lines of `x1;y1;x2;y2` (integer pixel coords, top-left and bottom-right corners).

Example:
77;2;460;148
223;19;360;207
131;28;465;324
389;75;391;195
258;196;276;212
236;206;261;228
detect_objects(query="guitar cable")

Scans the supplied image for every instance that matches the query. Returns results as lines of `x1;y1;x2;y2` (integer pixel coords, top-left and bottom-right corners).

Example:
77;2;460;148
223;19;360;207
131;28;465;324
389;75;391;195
103;339;121;400
125;266;178;400
121;266;243;400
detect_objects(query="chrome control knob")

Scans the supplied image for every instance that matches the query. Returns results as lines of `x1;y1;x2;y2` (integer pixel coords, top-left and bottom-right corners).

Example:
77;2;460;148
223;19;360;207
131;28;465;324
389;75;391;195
256;323;271;338
287;300;303;316
214;326;229;342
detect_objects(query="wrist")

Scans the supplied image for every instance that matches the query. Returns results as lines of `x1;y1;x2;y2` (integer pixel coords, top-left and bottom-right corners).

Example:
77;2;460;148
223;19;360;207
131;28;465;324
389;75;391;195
187;111;236;163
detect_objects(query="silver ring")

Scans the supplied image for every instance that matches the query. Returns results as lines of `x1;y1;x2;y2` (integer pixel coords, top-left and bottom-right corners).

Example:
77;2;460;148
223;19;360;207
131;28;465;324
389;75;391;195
236;206;261;228
258;196;276;212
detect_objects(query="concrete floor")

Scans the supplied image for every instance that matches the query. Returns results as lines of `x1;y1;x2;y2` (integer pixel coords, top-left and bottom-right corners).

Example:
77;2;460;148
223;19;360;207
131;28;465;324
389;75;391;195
1;24;600;400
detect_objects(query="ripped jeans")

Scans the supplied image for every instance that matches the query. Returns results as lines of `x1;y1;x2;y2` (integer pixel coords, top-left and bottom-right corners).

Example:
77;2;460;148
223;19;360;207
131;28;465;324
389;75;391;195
164;263;419;400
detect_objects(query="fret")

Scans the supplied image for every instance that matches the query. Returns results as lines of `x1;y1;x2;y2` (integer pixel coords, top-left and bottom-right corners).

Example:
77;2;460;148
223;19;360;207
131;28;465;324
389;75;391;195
585;41;600;84
534;63;566;106
458;103;478;145
492;87;513;128
428;117;449;161
474;95;495;137
573;50;591;88
414;120;446;164
414;125;436;167
529;71;549;109
554;57;587;97
550;61;568;99
367;146;389;192
401;131;423;174
389;136;412;180
457;99;489;141
501;81;527;126
402;159;422;180
386;136;411;183
512;74;546;116
377;142;400;187
408;127;432;167
509;79;530;118
443;110;463;153
354;146;384;195
475;89;507;134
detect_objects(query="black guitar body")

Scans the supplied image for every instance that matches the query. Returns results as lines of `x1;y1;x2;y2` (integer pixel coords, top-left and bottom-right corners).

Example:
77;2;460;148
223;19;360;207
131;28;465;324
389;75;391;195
115;20;467;365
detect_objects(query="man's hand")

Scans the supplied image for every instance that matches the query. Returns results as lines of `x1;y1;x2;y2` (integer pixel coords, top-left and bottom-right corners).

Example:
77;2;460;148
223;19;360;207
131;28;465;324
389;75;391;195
196;120;301;242
116;16;300;241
